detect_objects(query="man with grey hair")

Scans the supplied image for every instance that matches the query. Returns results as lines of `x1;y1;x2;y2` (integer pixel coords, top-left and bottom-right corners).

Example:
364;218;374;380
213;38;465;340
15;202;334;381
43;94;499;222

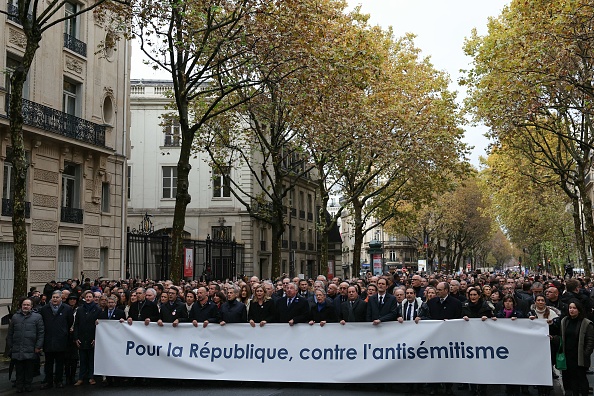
126;288;159;325
449;280;467;302
276;282;309;325
39;290;73;389
145;288;157;303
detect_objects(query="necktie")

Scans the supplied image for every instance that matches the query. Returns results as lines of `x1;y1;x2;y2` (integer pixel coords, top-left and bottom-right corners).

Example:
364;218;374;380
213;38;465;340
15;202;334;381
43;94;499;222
108;309;113;319
440;298;445;304
287;298;292;307
379;295;384;305
407;303;412;320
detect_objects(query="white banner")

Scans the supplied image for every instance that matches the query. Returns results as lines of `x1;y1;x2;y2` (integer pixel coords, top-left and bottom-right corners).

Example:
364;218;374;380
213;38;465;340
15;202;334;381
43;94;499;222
95;319;552;385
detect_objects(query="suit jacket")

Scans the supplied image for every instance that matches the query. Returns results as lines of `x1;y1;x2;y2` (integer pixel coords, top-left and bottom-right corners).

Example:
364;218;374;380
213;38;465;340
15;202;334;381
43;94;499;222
159;301;187;323
188;301;220;323
366;293;398;322
333;294;348;313
426;295;463;320
39;303;74;352
309;302;338;323
340;298;367;322
275;295;309;323
97;307;125;321
401;299;422;321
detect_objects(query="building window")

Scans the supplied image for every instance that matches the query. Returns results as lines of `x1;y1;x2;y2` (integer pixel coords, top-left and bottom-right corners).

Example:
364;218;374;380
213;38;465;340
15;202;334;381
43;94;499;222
99;248;108;278
212;166;230;198
6;54;30;100
163;117;181;147
101;182;110;213
389;250;397;262
64;2;78;37
62;162;80;208
162;166;177;199
63;79;79;116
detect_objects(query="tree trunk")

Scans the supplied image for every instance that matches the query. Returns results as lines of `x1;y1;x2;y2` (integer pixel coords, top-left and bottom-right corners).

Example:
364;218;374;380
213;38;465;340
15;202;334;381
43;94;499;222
9;31;40;313
169;132;192;282
571;195;588;274
351;202;363;277
579;181;594;278
270;218;284;280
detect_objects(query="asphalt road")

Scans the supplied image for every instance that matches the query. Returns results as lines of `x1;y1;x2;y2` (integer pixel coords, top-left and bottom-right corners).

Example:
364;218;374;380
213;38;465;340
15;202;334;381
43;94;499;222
0;372;573;396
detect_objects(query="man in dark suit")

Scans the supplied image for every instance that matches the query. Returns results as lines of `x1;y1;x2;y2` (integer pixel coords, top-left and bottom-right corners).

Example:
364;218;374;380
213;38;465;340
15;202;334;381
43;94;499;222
333;282;350;312
366;278;399;324
275;282;309;325
97;296;125;321
39;290;74;389
189;287;220;327
423;282;462;395
340;285;367;323
157;288;187;326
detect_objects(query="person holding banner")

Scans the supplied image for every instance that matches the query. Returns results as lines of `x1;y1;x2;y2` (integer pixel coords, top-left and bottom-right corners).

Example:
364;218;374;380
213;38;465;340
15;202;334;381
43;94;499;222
248;285;275;327
189;287;219;327
551;300;594;396
366;278;399;325
308;289;338;326
423;282;462;395
276;282;309;325
339;285;367;323
219;286;247;325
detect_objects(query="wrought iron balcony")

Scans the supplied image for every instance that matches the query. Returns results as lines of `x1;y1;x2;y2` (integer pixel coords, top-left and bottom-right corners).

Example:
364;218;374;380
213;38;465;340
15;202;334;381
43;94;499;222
63;33;87;57
61;206;83;224
2;198;30;218
6;3;32;24
6;95;106;147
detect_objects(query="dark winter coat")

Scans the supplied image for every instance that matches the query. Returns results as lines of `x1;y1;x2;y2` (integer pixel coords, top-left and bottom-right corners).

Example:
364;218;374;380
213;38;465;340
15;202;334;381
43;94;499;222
8;310;44;360
73;302;100;349
39;303;74;352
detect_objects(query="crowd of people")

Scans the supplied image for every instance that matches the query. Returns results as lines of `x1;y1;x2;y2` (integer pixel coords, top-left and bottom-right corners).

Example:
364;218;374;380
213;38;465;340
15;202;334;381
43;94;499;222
7;270;594;395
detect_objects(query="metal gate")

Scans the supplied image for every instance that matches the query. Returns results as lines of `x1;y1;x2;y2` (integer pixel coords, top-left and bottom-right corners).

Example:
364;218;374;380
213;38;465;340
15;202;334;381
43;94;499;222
126;233;244;281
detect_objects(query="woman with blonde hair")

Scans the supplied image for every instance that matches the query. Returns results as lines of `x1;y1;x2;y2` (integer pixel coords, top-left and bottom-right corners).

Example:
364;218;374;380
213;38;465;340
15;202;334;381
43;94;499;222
248;285;275;327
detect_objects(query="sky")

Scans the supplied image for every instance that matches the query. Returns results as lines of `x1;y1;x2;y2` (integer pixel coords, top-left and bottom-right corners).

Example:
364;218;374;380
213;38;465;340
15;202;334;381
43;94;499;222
129;1;510;166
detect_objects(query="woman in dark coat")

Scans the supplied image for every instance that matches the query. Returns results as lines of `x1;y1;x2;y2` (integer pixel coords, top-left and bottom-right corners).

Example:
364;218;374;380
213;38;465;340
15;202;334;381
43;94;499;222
551;299;594;396
248;285;275;327
308;289;338;326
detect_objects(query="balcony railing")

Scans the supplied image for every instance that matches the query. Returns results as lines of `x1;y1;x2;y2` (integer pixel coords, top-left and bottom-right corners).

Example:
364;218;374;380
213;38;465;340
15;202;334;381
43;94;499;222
61;206;83;224
64;33;87;57
6;95;106;147
7;3;32;24
2;199;30;218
